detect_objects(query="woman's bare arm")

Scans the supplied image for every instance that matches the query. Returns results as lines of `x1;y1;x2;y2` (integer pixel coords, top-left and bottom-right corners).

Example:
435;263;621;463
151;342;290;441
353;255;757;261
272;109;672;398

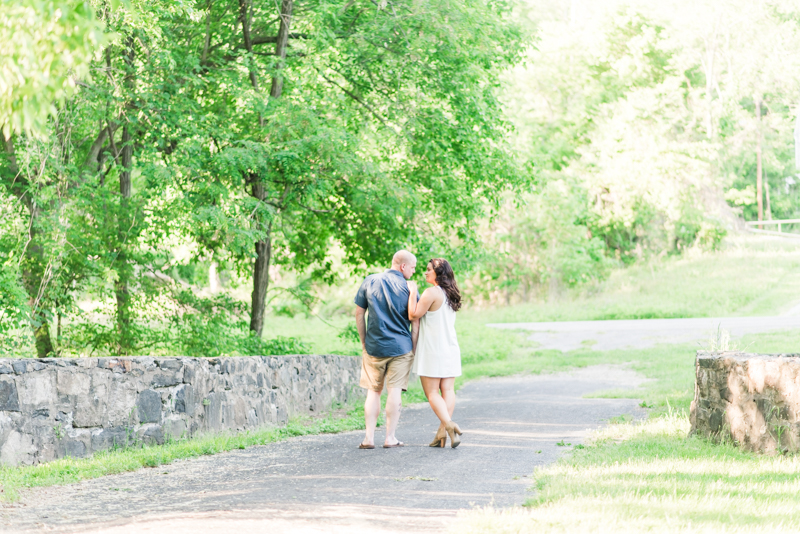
407;281;419;319
408;284;437;320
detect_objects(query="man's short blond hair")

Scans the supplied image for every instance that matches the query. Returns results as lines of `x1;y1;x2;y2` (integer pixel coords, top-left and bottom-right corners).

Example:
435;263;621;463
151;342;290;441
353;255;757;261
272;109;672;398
392;249;416;267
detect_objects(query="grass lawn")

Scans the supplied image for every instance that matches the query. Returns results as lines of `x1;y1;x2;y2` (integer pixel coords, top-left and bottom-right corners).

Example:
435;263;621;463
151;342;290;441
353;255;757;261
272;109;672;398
458;413;800;534
452;326;800;532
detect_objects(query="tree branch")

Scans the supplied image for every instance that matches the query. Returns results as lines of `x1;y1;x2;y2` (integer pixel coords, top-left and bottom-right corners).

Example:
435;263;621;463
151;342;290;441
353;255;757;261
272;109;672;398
202;0;214;63
1;136;33;208
316;68;388;128
238;0;260;92
250;32;308;46
298;202;334;214
84;126;110;170
269;0;294;99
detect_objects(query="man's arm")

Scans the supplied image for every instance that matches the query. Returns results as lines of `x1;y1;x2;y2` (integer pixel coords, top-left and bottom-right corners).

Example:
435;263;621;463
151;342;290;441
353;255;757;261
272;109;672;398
411;318;419;354
355;305;367;352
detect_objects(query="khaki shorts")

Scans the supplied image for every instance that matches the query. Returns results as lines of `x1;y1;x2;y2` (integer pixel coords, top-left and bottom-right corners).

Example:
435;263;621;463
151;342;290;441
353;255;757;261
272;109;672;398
360;350;415;392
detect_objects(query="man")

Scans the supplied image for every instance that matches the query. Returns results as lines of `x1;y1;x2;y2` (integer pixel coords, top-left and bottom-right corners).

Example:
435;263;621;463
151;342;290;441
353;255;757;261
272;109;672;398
354;250;419;449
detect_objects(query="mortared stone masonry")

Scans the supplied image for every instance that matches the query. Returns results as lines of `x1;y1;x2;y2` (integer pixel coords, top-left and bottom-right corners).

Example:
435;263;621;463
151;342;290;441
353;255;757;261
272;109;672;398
0;355;360;466
691;350;800;454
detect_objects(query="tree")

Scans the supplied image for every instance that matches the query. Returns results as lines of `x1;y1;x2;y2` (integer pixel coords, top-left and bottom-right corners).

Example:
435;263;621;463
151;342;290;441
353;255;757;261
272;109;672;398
177;0;527;337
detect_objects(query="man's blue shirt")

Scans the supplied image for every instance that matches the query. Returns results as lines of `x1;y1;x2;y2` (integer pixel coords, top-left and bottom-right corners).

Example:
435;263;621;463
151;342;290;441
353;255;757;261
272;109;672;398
354;269;412;358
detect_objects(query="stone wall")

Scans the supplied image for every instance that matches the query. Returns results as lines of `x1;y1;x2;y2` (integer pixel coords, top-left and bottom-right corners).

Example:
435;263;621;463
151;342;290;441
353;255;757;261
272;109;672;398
691;351;800;454
0;355;360;466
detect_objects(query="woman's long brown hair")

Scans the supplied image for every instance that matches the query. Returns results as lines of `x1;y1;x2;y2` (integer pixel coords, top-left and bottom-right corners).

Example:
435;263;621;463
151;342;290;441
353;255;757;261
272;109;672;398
430;258;462;312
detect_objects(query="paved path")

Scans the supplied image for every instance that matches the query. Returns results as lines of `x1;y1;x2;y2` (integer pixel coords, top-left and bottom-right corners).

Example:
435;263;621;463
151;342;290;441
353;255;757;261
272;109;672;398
1;366;645;533
490;316;799;352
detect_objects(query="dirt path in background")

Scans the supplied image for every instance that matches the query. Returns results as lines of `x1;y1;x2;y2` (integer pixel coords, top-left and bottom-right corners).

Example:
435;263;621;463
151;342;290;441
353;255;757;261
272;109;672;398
1;365;645;533
491;315;800;352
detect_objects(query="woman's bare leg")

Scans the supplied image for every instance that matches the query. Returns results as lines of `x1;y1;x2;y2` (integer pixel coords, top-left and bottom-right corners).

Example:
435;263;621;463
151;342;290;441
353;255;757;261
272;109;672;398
420;376;451;425
440;377;456;418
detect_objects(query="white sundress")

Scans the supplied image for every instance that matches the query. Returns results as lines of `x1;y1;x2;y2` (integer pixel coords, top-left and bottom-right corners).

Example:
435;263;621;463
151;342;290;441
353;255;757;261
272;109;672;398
412;286;461;378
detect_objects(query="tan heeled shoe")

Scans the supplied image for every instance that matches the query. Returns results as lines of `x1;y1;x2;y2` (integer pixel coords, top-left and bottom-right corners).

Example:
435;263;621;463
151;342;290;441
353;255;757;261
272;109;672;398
429;425;447;448
445;421;462;448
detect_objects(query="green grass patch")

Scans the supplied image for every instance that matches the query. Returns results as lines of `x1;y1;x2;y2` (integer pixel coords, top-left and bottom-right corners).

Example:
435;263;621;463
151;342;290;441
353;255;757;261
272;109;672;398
458;413;800;533
457;334;696;416
0;402;369;501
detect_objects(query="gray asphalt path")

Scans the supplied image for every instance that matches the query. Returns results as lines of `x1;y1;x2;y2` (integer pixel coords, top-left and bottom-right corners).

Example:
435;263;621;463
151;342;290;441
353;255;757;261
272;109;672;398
490;316;799;352
1;365;645;534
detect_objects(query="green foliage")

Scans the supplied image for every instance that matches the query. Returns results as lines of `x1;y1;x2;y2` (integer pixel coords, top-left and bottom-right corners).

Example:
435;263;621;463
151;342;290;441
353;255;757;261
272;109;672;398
3;0;800;356
0;0;112;137
65;288;311;357
469;179;614;301
675;208;727;252
337;322;360;345
166;291;310;357
537;181;612;287
0;254;31;355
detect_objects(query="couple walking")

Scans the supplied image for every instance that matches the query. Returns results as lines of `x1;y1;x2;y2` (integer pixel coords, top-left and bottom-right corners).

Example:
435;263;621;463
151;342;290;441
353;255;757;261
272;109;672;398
354;250;463;449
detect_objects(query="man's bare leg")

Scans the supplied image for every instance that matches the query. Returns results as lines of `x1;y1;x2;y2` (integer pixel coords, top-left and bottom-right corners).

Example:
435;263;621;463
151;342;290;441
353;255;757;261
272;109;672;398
362;389;382;447
384;387;403;446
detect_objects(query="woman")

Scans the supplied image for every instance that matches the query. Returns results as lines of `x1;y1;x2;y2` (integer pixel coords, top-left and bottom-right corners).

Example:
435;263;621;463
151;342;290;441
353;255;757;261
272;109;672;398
407;258;463;448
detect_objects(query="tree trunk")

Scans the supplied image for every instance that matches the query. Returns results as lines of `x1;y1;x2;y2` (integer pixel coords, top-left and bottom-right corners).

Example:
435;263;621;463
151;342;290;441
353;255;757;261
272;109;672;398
755;97;763;229
250;185;272;335
115;37;136;355
270;0;294;100
23;205;55;358
240;0;293;338
703;36;716;139
765;176;772;221
239;0;264;128
209;261;222;293
57;304;62;349
115;122;134;355
3;137;55;358
249;237;272;334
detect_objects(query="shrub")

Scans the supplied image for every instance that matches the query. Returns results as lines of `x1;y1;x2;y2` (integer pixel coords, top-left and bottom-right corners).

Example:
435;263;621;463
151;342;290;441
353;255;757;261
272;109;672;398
65;288;310;357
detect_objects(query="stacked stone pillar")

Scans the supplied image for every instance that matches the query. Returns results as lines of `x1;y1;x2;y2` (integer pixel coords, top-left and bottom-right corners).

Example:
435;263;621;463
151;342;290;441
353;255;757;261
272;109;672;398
691;351;800;454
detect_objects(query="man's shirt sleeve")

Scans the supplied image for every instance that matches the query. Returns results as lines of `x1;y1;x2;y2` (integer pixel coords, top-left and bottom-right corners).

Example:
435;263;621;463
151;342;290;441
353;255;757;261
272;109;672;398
354;279;368;309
